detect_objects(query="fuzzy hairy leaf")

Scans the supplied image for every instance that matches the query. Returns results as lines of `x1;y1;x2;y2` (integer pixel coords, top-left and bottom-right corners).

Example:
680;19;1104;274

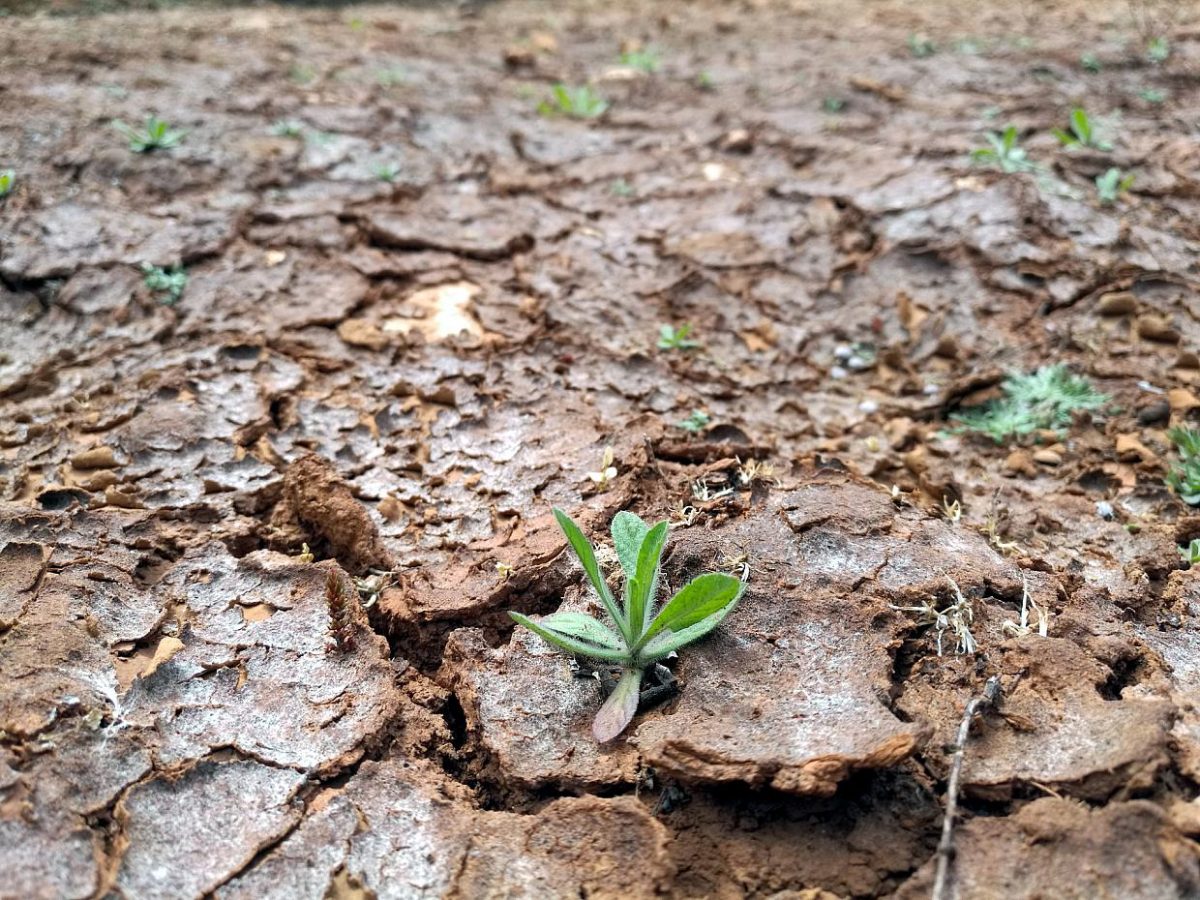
593;668;642;742
638;604;739;663
611;511;650;582
554;508;628;641
640;572;743;645
535;611;625;649
629;520;669;637
508;612;629;664
950;365;1107;443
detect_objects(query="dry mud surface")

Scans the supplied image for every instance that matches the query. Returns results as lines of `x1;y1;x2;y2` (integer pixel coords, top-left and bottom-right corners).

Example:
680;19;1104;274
4;0;1200;897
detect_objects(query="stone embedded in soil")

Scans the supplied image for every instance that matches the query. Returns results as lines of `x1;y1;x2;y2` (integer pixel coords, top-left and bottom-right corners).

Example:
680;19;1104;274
218;758;674;900
443;471;1030;795
894;797;1200;899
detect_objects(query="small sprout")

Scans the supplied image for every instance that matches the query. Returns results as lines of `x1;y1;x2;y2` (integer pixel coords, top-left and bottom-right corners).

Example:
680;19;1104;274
907;33;936;58
1139;88;1167;104
0;169;14;198
676;410;711;434
496;561;514;579
619;46;660;73
1166;427;1200;506
891;576;976;656
695;70;715;91
821;96;846;113
290;63;317;84
949;365;1108;444
270;119;304;137
610;178;634;197
295;542;314;563
374;162;402;183
657;322;700;351
509;508;746;741
1001;575;1049;638
1051;107;1112;151
140;263;187;305
971;126;1035;173
1180;539;1200;566
942;496;962;524
1147;37;1170;64
324;570;358;653
1095;167;1135;205
376;66;408;86
113;116;187;153
587;446;618;490
538;83;609;119
1080;52;1102;73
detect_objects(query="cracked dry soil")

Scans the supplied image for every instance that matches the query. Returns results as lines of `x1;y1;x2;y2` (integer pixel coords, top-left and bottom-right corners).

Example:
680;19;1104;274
4;0;1200;896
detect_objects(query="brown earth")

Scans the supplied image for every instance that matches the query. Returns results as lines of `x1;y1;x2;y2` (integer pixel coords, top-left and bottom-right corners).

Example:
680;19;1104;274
3;0;1200;897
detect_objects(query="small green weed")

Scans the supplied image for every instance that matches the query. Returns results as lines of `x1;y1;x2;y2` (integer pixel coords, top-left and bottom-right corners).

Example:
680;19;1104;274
270;119;304;138
1095;167;1134;204
1166;427;1200;505
695;70;715;91
114;116;186;153
619;46;660;73
949;365;1108;443
657;323;699;351
141;263;187;305
1080;52;1102;73
375;162;402;183
1147;37;1170;64
822;97;846;113
1180;539;1200;566
1139;88;1168;104
510;508;745;741
376;66;409;87
0;169;14;198
971;126;1034;173
907;33;936;58
538;84;609;119
1052;107;1112;151
676;410;711;433
610;179;634;197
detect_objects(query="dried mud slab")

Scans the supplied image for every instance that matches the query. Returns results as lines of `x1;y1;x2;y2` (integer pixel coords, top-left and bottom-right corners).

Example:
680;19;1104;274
444;470;1028;795
218;758;673;900
895;797;1200;899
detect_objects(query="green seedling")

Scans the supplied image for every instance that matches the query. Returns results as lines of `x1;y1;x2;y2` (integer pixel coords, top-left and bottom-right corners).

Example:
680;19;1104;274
1139;88;1168;104
1095;167;1134;204
375;162;402;183
822;97;846;113
1080;52;1101;73
610;178;634;197
696;70;715;91
510;508;746;741
1147;37;1170;64
676;410;711;433
619;47;660;73
290;64;317;84
657;323;700;351
1180;539;1200;566
538;84;609;119
270;119;305;138
141;263;187;305
1052;107;1112;151
907;33;936;58
1167;427;1200;506
949;365;1108;443
376;66;409;87
971;126;1034;173
114;116;186;153
0;169;14;198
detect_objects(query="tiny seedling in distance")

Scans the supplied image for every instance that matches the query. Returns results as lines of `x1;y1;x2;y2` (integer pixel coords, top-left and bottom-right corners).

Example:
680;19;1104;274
1167;427;1200;506
1095;167;1134;205
510;509;745;741
676;410;711;433
657;323;700;351
0;169;14;198
971;126;1034;173
1147;37;1170;64
538;84;609;119
949;365;1107;443
1052;107;1112;151
375;162;402;183
1080;52;1101;73
270;119;304;138
907;33;936;58
141;263;187;305
619;46;660;73
114;116;187;153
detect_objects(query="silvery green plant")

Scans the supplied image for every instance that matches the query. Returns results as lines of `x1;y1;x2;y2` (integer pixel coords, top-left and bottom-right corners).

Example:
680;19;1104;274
510;509;745;742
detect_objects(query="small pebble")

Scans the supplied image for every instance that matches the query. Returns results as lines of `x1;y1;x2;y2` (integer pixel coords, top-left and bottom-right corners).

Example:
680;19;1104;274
858;400;879;413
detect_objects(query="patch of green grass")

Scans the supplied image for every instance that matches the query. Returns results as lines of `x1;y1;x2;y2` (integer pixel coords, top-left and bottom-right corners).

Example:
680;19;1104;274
1139;88;1168;104
949;365;1108;443
1167;427;1200;505
1147;37;1170;64
1052;107;1112;151
1080;52;1102;73
113;116;186;153
0;169;14;198
610;178;634;197
822;97;846;113
374;162;401;183
619;46;660;73
1180;539;1200;566
657;323;699;351
971;126;1035;173
141;263;187;305
509;508;745;741
676;410;711;433
907;33;936;58
538;83;609;119
1095;167;1134;205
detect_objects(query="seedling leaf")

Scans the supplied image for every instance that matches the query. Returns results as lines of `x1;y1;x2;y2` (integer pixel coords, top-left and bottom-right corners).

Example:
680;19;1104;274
553;507;627;640
593;669;642;742
533;611;626;649
639;605;737;663
642;572;743;644
508;612;628;663
611;510;650;580
629;520;669;635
